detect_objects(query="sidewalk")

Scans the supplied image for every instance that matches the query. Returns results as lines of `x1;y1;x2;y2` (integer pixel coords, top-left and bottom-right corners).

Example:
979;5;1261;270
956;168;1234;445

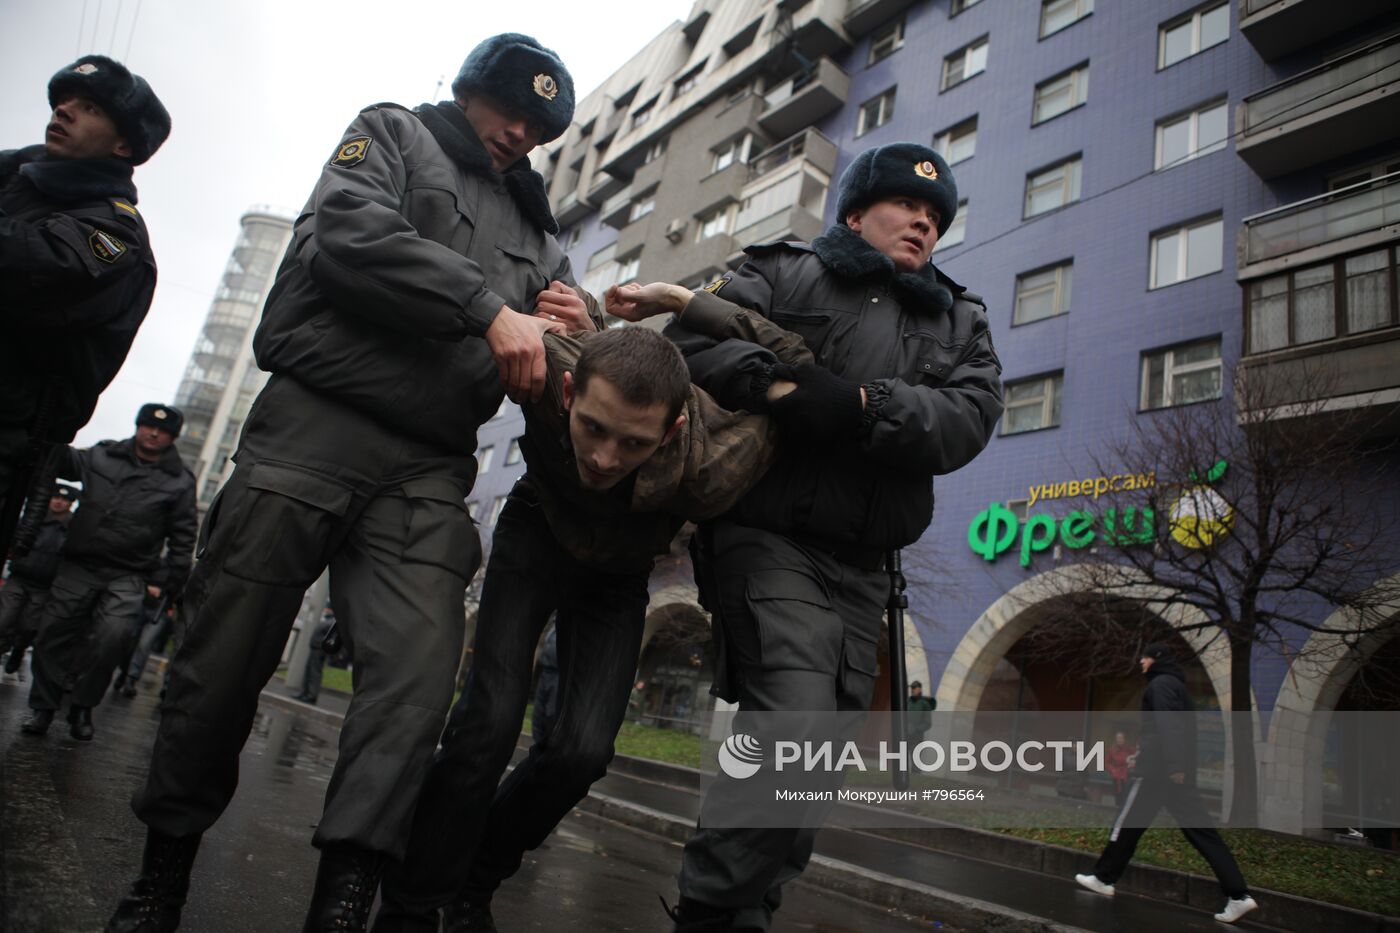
259;686;1397;933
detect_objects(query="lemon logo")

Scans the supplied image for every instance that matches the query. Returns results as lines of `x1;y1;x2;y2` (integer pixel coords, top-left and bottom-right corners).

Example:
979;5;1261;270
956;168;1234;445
718;733;764;780
1169;460;1232;549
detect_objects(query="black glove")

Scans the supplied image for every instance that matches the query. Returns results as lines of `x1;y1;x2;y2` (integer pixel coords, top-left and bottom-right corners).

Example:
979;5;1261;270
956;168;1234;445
768;363;865;441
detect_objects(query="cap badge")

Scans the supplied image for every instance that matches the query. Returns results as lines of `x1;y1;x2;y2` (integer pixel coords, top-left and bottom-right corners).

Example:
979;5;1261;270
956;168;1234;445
533;74;558;101
75;62;99;75
331;136;373;167
915;160;938;179
154;409;168;420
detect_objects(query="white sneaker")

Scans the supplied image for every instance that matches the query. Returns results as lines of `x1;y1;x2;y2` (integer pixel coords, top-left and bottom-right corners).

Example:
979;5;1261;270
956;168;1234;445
1214;896;1258;924
1074;873;1115;897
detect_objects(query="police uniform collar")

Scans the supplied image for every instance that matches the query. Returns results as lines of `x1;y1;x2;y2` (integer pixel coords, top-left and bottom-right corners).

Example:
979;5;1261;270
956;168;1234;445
412;101;559;235
114;435;186;475
1;144;137;204
810;223;954;316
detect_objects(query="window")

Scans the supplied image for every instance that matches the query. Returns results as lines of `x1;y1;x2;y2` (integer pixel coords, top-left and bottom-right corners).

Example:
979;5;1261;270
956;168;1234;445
1328;156;1400;191
487;495;507;526
696;205;733;241
935;117;977;164
673;63;705;98
936;201;968;250
951;0;983;13
1002;373;1063;434
628;191;656;223
1032;63;1089;124
632;97;657;129
617;253;641;283
1140;339;1221;410
644;137;668;163
1014;262;1073;324
942;37;988;90
856;87;897;137
1024;156;1082;218
1247;247;1398;353
505;437;523;466
1155;99;1227;170
712;134;752;173
477;445;495;474
1040;0;1093;38
869;19;905;65
1159;2;1228;69
556;226;578;251
1150;215;1222;288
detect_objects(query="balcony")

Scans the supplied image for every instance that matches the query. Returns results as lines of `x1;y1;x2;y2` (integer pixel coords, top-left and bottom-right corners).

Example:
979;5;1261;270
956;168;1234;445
1238;172;1400;278
728;204;824;262
599;186;635;230
1236;32;1400;179
1240;0;1394;61
586;168;628;206
758;58;850;141
554;192;595;228
748;127;838;184
843;0;920;38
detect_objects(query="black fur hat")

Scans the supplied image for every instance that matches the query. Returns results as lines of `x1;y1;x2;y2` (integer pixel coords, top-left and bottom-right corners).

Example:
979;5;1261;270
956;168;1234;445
836;143;958;237
451;34;575;143
136;402;183;438
48;55;170;165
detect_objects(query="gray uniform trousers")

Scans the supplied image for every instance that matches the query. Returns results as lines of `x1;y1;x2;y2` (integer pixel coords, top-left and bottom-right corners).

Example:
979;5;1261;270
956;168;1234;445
1;576;50;663
132;375;481;859
27;561;145;710
679;520;890;932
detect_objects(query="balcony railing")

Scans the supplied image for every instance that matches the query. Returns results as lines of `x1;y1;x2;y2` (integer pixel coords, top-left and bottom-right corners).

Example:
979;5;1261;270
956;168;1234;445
1242;32;1400;134
748;127;838;182
1241;172;1400;269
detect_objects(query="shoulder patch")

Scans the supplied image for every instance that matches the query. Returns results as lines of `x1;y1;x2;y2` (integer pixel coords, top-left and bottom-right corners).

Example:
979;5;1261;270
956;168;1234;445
331;136;373;167
701;275;730;295
110;199;138;217
89;229;127;263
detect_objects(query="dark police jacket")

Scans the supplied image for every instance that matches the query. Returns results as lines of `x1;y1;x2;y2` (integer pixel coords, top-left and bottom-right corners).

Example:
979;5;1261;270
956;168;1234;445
54;438;196;588
6;511;70;587
666;224;1003;554
0;146;157;443
1137;655;1197;780
254;101;577;461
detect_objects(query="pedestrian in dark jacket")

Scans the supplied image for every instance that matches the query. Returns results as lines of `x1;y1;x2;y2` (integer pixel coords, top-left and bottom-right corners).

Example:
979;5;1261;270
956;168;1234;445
641;142;1003;933
1;55;169;545
20;403;195;742
109;33;586;933
1075;643;1259;924
0;483;77;673
906;680;935;744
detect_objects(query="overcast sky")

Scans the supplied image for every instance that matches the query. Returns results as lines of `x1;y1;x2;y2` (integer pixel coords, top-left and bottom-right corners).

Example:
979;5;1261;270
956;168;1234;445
3;0;694;447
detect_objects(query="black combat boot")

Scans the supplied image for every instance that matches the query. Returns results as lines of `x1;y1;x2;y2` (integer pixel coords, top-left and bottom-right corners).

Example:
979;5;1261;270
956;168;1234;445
301;843;384;933
20;708;53;735
661;896;758;933
69;705;95;740
443;896;496;933
105;830;201;932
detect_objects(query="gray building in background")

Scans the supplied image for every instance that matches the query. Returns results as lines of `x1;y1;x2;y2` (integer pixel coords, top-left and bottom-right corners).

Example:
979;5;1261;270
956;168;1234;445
173;206;293;511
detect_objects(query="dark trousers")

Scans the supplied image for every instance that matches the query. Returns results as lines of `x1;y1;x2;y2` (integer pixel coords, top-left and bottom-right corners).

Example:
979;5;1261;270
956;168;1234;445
678;521;890;932
380;488;649;912
27;561;144;710
1094;775;1249;898
125;609;172;682
0;576;50;668
300;619;334;701
132;375;480;859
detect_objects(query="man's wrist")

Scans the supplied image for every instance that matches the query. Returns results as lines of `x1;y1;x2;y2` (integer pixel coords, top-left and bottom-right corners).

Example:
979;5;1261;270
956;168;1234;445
667;285;694;314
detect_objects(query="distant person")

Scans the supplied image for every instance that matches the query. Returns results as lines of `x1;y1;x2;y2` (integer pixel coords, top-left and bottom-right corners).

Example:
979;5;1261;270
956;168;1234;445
1105;730;1136;800
0;483;78;675
1074;644;1258;925
905;680;934;744
294;608;339;705
19;403;195;741
1;55;169;553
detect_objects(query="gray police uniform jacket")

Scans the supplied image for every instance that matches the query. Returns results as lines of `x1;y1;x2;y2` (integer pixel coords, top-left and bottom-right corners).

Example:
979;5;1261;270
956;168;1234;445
253;102;575;457
0;146;157;443
53;437;197;588
666;226;1003;554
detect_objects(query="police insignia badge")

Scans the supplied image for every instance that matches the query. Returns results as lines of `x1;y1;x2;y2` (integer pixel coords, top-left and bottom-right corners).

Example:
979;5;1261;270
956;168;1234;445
89;229;127;263
331;136;373;167
915;160;938;179
153;409;168;420
701;276;729;295
534;74;559;100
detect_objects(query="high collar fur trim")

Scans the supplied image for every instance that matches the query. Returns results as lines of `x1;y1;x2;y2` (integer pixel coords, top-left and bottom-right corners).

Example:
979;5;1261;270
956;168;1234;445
413;102;559;235
810;223;956;316
0;145;137;204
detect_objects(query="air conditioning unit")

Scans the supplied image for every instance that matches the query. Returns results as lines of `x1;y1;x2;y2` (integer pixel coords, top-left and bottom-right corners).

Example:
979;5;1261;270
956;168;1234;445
664;218;687;243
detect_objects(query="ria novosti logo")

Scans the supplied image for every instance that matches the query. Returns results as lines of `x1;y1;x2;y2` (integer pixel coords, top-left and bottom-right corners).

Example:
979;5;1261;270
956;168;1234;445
718;733;764;779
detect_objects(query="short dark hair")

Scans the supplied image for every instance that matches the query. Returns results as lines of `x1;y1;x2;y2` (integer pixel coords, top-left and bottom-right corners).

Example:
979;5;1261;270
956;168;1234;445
574;327;689;424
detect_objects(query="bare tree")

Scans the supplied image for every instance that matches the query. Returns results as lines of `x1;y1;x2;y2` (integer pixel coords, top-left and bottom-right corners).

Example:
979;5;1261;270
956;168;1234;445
999;359;1400;821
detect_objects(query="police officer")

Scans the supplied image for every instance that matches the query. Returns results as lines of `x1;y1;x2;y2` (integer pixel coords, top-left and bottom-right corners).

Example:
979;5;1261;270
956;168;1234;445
1;56;170;546
653;142;1004;931
19;403;196;741
906;679;935;745
106;34;581;933
0;482;78;675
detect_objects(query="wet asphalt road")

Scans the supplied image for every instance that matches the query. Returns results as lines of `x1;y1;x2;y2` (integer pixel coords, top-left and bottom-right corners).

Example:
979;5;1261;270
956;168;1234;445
0;672;931;933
